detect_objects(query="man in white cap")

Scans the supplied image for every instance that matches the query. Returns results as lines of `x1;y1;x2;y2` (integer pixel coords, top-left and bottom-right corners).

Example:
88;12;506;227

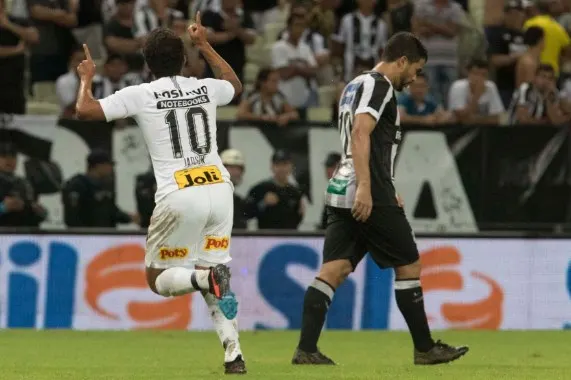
221;148;251;229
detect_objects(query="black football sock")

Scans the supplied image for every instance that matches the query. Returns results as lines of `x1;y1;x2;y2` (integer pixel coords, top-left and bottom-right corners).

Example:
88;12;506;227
394;278;435;352
298;277;335;353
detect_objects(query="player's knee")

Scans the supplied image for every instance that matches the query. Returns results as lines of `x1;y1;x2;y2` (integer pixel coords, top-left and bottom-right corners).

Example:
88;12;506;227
318;260;353;288
394;259;422;280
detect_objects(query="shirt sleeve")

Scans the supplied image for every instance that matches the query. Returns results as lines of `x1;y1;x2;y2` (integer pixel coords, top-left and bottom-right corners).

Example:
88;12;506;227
448;81;467;111
271;42;289;69
99;85;143;121
203;78;236;106
332;14;350;43
354;76;393;122
488;82;505;114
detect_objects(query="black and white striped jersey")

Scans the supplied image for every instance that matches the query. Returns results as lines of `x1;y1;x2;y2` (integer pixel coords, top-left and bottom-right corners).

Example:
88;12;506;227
507;82;546;125
326;71;400;208
133;7;185;38
333;12;388;82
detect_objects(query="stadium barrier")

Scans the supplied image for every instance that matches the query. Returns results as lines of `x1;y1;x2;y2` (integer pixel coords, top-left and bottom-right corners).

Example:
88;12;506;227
4;115;571;231
1;230;570;331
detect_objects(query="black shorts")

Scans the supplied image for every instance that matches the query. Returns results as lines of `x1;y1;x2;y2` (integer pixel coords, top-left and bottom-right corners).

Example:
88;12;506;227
322;206;419;270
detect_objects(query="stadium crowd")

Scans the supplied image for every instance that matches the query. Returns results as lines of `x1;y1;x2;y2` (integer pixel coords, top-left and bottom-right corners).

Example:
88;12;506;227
3;0;571;229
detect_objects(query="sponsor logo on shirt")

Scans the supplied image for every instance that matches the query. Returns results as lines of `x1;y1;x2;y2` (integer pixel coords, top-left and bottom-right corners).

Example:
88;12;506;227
159;247;189;260
157;95;210;109
204;236;230;251
174;165;223;189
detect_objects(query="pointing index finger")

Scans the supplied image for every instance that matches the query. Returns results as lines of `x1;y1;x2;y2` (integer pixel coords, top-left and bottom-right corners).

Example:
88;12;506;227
83;44;93;61
196;11;201;25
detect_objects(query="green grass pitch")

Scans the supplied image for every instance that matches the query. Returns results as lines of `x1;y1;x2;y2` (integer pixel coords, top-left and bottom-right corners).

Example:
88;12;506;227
0;330;569;379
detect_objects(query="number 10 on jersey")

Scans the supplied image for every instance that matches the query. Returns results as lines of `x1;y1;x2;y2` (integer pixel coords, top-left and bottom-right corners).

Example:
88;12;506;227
165;106;212;158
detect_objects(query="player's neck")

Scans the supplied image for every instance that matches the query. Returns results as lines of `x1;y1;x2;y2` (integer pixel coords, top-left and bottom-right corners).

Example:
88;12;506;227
373;62;398;85
358;8;374;16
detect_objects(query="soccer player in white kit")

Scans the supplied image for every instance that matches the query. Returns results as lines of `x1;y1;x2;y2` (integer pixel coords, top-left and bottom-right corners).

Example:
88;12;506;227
75;14;246;375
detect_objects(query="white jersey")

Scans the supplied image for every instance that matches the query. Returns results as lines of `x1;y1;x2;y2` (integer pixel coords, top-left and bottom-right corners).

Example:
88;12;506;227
100;75;235;202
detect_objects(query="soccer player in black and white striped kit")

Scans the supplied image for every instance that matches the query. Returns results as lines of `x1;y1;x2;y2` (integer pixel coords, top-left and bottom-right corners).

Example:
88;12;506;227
292;32;469;366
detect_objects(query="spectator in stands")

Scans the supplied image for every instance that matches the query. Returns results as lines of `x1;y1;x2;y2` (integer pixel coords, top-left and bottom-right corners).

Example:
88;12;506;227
133;0;186;42
524;0;571;76
412;0;464;107
92;54;139;99
309;0;339;39
0;0;39;115
448;59;505;125
383;0;414;36
486;0;527;108
28;0;79;86
332;0;388;82
246;149;304;230
279;2;332;84
508;63;570;125
242;0;280;32
190;0;220;16
220;148;252;229
318;151;340;230
516;26;545;87
398;72;452;125
271;14;318;120
183;43;207;78
55;46;85;118
135;164;155;228
237;68;300;126
202;0;256;88
103;0;146;72
62;150;138;228
74;0;104;60
0;142;47;227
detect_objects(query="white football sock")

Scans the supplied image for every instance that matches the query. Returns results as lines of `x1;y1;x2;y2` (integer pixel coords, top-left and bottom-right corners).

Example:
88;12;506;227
203;291;243;362
155;267;210;296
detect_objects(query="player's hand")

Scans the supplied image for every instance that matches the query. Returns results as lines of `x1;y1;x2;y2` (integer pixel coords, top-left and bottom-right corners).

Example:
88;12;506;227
130;213;141;226
264;192;279;206
188;11;209;49
352;184;372;222
3;196;25;212
77;44;96;80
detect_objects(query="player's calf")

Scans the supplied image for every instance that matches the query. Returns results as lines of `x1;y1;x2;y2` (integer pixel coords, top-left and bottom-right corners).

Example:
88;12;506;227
146;266;211;296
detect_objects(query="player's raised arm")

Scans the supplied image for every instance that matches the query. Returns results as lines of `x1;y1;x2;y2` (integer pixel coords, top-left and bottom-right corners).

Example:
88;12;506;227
75;44;106;120
188;12;243;96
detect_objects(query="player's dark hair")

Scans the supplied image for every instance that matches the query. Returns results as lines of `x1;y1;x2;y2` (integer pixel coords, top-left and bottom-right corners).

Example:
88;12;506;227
143;28;185;78
537;0;550;14
381;32;427;64
524;26;544;46
467;58;489;70
536;63;555;75
254;68;276;91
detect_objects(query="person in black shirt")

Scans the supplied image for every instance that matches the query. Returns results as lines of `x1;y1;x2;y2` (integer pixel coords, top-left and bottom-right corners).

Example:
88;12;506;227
0;142;47;227
103;0;145;72
62;150;137;227
0;1;39;114
246;150;304;230
318;152;341;230
292;32;468;366
220;148;252;229
202;0;257;89
486;1;527;107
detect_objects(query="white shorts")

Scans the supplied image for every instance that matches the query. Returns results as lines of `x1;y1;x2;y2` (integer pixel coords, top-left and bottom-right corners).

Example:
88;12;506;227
145;182;234;269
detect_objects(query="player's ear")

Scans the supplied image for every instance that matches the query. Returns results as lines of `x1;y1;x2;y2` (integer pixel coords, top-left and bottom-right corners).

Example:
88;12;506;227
398;56;408;70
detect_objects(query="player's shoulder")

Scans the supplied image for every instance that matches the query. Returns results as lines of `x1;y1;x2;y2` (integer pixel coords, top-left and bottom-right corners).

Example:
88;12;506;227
484;80;499;91
65;174;89;189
